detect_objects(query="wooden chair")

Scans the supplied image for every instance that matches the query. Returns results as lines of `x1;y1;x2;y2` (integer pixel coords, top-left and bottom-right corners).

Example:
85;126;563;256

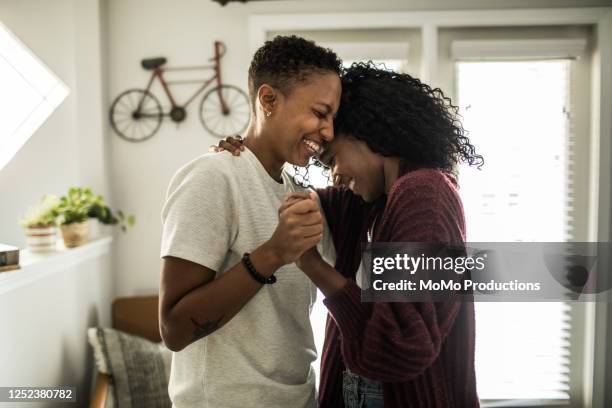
90;296;161;408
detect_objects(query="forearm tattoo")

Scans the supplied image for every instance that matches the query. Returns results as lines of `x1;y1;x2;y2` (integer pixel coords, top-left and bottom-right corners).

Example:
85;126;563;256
190;316;223;341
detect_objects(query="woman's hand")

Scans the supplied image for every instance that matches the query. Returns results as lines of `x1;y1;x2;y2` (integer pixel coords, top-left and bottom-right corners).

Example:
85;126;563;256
263;191;323;266
209;135;245;156
278;192;311;214
278;192;348;296
280;193;324;271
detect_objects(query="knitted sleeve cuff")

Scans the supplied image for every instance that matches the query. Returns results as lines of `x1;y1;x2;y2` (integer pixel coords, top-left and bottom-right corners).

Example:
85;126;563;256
323;279;366;338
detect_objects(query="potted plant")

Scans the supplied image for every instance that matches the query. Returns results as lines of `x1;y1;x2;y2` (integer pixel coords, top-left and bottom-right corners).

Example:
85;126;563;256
55;188;94;248
56;187;135;248
18;195;61;252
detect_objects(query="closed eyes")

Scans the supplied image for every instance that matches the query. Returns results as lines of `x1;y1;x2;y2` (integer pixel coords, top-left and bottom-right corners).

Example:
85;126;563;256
314;109;326;119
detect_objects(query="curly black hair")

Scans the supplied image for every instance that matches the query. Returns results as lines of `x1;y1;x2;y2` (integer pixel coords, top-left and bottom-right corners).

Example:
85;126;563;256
248;35;343;110
333;62;483;173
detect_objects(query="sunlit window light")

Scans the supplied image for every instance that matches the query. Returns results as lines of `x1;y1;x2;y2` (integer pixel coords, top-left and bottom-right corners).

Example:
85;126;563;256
0;21;69;172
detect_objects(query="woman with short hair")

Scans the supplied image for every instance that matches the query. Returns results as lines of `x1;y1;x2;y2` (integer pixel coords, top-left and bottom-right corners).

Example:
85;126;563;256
159;35;342;408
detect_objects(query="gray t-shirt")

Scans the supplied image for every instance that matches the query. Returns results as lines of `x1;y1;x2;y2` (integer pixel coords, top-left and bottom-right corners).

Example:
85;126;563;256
160;147;328;408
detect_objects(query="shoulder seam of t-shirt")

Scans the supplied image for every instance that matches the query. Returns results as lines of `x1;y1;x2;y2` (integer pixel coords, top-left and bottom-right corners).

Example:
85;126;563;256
162;152;241;248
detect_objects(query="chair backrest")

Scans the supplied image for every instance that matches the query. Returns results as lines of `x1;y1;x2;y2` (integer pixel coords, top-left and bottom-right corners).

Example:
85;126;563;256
112;295;161;342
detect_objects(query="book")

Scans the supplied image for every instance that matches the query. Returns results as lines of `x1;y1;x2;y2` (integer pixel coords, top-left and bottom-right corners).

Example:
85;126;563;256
0;243;20;267
0;264;20;273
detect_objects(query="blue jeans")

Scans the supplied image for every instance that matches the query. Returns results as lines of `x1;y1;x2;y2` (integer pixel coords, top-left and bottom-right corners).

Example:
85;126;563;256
342;369;384;408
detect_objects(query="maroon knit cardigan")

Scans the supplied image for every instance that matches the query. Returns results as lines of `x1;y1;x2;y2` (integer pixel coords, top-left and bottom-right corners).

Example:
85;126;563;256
317;168;479;408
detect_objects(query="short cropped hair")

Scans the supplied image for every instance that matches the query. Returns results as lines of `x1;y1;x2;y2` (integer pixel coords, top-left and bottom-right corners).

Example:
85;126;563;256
248;35;342;109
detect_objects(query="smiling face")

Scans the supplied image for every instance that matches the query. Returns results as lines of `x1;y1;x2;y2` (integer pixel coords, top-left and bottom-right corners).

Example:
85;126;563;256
319;134;387;202
262;72;341;167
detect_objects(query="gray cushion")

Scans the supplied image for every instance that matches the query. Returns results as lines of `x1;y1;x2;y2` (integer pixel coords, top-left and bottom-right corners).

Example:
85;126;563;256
88;327;172;408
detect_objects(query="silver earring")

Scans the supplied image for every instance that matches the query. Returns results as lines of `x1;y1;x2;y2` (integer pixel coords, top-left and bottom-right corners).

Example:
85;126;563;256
265;110;272;117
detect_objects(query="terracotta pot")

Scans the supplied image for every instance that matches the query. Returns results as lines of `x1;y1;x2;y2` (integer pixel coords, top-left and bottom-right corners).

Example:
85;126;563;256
24;224;58;252
60;221;89;248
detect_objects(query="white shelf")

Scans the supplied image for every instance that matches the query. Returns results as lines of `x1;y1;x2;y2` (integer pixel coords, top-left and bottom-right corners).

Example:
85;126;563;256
0;236;113;295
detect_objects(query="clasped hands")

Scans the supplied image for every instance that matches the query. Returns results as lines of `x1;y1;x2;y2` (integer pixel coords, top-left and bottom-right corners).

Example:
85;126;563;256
210;136;325;273
265;191;324;273
210;136;325;272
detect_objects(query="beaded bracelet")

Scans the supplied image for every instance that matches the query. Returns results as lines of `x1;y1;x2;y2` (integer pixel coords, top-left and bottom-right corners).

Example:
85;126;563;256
242;252;276;284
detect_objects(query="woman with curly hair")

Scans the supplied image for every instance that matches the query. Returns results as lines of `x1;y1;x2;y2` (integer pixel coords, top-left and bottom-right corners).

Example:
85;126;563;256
218;61;482;407
309;62;482;408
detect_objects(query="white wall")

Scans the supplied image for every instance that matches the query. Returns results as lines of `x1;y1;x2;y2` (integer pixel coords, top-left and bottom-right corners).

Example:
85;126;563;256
0;1;114;406
0;254;113;406
0;0;112;246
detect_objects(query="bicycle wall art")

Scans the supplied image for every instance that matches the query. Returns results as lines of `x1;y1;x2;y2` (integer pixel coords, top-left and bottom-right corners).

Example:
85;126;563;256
109;41;250;142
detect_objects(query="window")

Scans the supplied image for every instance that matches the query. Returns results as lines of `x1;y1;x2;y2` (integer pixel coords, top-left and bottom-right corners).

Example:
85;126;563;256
456;58;580;404
457;60;571;243
0;22;69;171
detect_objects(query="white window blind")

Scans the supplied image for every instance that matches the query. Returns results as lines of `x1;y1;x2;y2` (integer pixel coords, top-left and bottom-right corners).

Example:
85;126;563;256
456;60;574;403
451;39;587;61
0;21;68;172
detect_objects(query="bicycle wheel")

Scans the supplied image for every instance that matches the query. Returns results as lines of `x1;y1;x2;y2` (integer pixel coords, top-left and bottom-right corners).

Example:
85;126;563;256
199;85;250;138
109;89;163;143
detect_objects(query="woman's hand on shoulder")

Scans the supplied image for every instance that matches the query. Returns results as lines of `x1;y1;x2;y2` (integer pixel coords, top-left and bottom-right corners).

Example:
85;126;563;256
209;135;245;156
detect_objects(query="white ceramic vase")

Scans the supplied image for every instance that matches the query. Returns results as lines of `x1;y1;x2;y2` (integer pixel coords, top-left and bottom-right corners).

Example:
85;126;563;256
24;224;58;252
